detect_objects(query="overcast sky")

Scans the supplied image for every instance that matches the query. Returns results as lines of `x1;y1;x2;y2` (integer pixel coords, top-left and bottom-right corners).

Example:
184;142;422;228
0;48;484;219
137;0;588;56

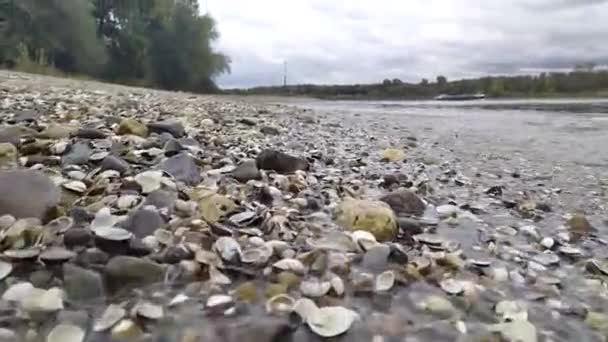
206;0;608;88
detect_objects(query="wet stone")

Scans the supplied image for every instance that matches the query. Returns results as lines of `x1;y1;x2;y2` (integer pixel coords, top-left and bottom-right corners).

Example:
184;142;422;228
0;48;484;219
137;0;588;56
361;244;391;271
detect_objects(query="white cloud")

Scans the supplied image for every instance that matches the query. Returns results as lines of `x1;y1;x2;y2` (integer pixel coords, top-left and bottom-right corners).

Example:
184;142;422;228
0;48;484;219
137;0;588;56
205;0;608;88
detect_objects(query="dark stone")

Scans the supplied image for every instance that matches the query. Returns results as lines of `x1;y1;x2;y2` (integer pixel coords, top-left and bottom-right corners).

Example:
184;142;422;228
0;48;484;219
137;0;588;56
63;263;105;303
29;270;54;288
100;155;130;174
383;174;399;188
163;138;184;156
62;141;91;166
537;202;552;212
162;245;193;264
260;126;280;135
120;208;164;238
64;228;93;248
127;238;152;257
104;256;165;292
23;155;61;167
77;248;109;265
256;149;309;174
74;128;107;140
238;117;257;126
231;159;261;183
0;170;60;220
147;120;185;138
69;207;94;225
144;190;178;211
160;153;201;185
380;189;426;216
94;236;129;255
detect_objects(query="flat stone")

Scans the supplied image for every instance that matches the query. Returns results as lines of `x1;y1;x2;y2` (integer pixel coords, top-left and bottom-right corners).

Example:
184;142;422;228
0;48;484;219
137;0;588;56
63;228;93;248
143;190;178;211
37;124;78;139
160;153;201;185
0;170;60;220
260;126;280;135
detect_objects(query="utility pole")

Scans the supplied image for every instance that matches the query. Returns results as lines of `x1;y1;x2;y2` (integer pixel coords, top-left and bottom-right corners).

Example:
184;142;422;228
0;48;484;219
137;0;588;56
283;61;287;87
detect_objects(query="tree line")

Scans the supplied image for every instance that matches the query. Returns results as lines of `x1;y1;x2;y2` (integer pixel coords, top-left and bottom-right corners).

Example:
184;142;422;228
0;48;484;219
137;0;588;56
232;69;608;99
0;0;230;92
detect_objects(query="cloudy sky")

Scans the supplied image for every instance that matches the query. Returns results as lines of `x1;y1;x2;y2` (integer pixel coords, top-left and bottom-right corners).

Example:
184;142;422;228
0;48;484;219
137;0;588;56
206;0;608;88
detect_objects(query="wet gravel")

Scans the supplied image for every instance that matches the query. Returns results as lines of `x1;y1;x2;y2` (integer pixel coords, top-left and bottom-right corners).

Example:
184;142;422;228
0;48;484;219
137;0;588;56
0;71;607;342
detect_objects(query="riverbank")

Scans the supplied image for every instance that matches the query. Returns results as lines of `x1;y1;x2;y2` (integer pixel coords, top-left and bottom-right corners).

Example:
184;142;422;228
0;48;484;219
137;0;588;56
0;71;607;341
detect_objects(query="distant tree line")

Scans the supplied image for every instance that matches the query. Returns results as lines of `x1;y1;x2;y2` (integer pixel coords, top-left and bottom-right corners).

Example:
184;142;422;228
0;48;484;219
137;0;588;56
232;69;608;99
0;0;230;92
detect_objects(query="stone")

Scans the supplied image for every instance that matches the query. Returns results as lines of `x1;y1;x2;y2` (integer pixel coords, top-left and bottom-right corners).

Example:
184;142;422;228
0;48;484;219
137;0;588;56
62;141;91;166
100;155;130;174
335;199;398;241
117;118;148;137
362;244;391;271
381;148;405;162
37;124;78;139
104;256;165;292
160;153;201;185
194;191;237;223
144;190;178;211
120;208;164;238
0;170;60;220
11;110;40;123
260;126;280;135
380;189;426;216
256;149;309;174
568;214;593;235
74;128;107;139
147;120;185;138
63;263;105;303
163;138;184;156
0;125;36;146
63;228;93;248
238;117;257;126
0;143;17;166
231;159;261;182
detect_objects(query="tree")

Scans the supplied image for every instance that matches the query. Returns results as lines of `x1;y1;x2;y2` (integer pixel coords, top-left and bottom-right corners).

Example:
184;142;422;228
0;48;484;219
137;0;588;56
2;0;106;73
382;79;392;86
392;78;403;85
436;75;448;86
420;78;429;86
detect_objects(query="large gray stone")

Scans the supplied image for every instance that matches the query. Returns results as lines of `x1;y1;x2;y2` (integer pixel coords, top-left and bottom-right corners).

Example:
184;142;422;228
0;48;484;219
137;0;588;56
120;208;164;238
104;256;165;292
0;170;60;220
231;159;261;183
63;263;105;303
